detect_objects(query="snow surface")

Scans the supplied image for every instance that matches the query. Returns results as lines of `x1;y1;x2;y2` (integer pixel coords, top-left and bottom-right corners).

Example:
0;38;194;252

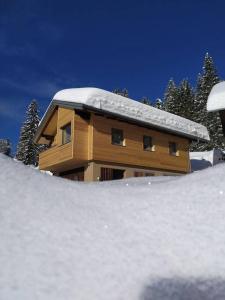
1;154;225;300
52;88;209;141
207;81;225;112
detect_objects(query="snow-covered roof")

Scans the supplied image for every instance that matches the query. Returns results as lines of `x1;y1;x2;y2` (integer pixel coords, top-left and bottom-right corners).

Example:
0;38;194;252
207;81;225;112
36;87;209;142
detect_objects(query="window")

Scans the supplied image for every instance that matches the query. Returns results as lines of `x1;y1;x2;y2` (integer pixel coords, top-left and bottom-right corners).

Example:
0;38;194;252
169;142;178;156
61;123;71;144
111;128;124;146
143;135;154;151
100;168;124;181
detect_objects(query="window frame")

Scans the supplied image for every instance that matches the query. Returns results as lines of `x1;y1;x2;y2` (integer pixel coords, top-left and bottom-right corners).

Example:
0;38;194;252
61;122;72;145
169;142;179;156
143;135;155;152
111;128;125;146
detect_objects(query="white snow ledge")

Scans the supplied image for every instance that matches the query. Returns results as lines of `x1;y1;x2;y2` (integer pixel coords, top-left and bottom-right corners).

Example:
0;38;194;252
40;88;210;141
207;81;225;112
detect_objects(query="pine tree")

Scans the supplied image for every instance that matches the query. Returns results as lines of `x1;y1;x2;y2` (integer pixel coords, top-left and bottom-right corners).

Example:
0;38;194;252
191;53;225;151
163;79;180;114
112;88;129;97
140;96;152;106
154;98;164;110
177;79;195;120
16;100;41;166
0;139;11;156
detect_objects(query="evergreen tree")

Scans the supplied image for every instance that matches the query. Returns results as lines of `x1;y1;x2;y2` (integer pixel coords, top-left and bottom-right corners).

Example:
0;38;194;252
112;88;129;97
163;79;180;114
0;139;11;156
16;100;41;166
177;79;195;120
154;98;164;110
140;96;152;106
192;53;225;151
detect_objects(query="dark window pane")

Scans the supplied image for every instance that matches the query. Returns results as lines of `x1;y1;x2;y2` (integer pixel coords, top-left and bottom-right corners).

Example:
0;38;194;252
143;135;153;150
111;128;124;145
169;142;177;155
62;123;71;144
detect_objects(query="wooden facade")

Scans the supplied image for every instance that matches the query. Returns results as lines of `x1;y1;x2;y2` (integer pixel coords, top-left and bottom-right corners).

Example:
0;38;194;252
38;106;191;180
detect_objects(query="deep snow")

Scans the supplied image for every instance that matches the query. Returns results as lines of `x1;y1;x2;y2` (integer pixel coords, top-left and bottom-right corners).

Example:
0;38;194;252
1;154;225;300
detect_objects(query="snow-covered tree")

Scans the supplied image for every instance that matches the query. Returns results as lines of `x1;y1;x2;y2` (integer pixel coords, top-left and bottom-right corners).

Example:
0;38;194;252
16;100;41;166
0;139;11;156
112;88;129;97
191;53;225;151
140;96;152;106
154;98;164;110
163;79;180;114
164;78;194;119
177;79;195;120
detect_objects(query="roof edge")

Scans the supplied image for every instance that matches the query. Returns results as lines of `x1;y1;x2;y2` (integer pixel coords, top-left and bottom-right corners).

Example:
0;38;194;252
34;100;209;143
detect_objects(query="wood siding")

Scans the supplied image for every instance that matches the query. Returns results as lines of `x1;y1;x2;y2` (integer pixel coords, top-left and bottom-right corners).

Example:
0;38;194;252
73;113;89;161
39;107;190;174
91;114;190;173
39;107;74;170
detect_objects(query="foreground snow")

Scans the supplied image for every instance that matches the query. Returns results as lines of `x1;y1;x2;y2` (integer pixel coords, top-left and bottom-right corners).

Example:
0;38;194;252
1;154;225;300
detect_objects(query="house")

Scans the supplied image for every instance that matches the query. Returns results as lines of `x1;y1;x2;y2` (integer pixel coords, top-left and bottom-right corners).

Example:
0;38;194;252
34;88;209;181
207;81;225;135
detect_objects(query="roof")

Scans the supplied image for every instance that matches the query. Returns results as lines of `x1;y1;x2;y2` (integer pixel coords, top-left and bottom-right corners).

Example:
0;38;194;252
207;81;225;112
35;87;209;142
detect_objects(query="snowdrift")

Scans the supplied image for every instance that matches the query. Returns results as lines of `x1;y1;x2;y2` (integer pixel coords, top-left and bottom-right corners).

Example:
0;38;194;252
1;154;225;300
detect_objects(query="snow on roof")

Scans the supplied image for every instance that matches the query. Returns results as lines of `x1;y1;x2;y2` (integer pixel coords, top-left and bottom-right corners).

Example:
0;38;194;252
52;88;209;141
207;81;225;112
2;154;225;300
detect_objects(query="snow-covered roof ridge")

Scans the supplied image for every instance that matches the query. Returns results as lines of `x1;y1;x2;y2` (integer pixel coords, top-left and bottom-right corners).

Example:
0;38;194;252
52;87;209;141
207;81;225;112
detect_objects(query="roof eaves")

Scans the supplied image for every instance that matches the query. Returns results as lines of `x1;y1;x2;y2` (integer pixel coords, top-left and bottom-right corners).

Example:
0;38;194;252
34;100;208;144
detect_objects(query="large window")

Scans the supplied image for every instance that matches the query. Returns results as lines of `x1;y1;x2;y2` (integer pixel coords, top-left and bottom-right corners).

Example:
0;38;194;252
143;135;154;151
169;142;178;156
111;128;124;146
61;123;71;145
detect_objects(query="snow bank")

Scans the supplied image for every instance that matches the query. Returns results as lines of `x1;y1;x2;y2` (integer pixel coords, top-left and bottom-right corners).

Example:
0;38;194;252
52;88;209;141
207;81;225;112
1;154;225;300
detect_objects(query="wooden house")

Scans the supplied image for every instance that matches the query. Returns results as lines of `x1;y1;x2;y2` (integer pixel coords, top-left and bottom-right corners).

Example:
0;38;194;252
34;88;209;181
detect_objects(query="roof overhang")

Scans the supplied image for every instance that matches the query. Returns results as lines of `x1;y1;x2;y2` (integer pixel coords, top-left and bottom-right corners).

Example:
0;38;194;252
34;99;209;143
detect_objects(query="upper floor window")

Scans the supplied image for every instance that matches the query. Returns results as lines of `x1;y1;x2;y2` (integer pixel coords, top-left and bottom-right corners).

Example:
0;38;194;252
169;142;178;156
143;135;155;151
62;123;71;145
111;128;124;146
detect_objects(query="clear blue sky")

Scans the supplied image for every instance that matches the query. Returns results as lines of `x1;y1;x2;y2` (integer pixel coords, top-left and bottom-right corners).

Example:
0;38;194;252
1;0;225;153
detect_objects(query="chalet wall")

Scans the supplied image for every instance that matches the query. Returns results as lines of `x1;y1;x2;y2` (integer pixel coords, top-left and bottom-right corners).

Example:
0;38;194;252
84;161;184;182
73;112;89;161
91;114;190;173
39;107;74;170
39;107;191;174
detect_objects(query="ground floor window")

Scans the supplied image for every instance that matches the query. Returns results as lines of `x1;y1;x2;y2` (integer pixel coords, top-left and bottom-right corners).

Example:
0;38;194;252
100;168;124;181
60;167;84;181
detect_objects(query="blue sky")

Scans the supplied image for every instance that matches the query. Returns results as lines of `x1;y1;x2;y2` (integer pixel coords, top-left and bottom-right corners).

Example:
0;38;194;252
1;0;225;153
